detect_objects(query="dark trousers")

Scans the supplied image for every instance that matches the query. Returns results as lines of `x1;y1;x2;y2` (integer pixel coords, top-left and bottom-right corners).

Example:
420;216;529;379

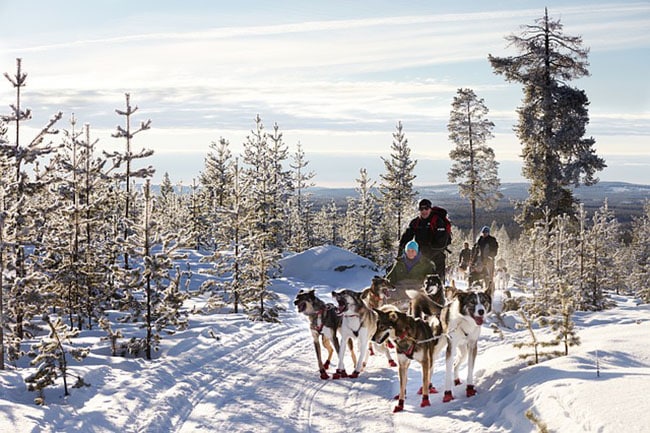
430;251;447;284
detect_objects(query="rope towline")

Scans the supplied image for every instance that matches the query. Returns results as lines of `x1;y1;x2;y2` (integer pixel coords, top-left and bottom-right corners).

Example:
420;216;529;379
416;333;448;344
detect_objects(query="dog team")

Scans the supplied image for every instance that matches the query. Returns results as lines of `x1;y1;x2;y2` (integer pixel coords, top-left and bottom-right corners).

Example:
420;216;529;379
294;270;492;413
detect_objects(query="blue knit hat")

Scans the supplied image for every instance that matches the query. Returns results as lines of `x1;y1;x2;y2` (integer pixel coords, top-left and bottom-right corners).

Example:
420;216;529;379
405;240;419;253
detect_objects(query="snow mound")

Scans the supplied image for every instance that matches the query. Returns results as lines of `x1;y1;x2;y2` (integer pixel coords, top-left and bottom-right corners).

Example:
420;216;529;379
279;245;380;287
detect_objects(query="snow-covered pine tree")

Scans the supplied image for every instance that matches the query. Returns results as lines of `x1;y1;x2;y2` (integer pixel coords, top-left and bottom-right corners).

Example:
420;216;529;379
447;88;502;239
379;121;417;243
240;226;283;323
488;9;605;227
242;116;291;252
343;169;379;261
107;93;154;269
313;199;342;247
267;122;292;250
580;199;620;310
287;141;315;252
548;283;581;356
513;307;563;365
153;172;192;239
203;158;254;314
187;178;211;250
199;138;235;249
25;314;89;404
628;200;650;302
112;180;190;358
1;58;63;343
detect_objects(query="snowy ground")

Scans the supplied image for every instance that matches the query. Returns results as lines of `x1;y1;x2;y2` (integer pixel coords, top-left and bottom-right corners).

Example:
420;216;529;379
1;245;649;432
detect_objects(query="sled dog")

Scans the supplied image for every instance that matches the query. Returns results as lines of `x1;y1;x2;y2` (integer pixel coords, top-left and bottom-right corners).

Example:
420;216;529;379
361;275;395;310
406;274;449;320
294;289;356;379
361;276;397;367
494;266;509;291
331;289;378;379
372;305;446;412
441;289;492;402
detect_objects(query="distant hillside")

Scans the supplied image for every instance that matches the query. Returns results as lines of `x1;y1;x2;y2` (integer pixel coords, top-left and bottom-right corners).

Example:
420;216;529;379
309;182;650;236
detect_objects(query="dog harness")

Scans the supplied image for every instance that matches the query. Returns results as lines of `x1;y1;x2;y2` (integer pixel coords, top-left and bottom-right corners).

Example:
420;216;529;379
308;304;335;334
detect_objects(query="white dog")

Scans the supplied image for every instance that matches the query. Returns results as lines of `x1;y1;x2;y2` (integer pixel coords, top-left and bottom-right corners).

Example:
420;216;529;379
441;290;492;402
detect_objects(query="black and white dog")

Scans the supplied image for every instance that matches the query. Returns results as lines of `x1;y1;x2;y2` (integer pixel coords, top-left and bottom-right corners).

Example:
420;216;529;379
294;289;356;379
331;289;379;379
441;289;492;402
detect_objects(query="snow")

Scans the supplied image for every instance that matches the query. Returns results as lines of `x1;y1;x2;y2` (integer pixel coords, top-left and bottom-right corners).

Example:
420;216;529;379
1;244;649;432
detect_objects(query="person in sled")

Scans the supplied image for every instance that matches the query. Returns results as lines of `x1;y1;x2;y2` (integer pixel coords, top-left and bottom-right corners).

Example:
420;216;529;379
385;240;436;309
398;199;452;283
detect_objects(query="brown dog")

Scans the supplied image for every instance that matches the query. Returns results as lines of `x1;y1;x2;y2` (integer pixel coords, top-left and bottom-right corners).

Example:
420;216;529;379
372;305;446;412
361;276;397;367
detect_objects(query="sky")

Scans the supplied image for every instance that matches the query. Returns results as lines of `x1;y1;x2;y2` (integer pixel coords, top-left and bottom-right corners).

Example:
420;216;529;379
1;244;649;432
0;0;648;187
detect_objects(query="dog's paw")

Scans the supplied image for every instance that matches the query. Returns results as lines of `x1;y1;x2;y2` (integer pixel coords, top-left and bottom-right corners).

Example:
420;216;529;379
323;360;330;370
386;341;395;349
348;370;360;379
332;369;347;379
442;391;454;403
393;400;405;413
466;385;476;397
420;395;430;407
388;359;397;368
454;378;462;386
319;369;329;380
418;383;437;394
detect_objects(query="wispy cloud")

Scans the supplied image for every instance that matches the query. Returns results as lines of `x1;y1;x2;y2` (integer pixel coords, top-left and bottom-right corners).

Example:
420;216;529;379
1;2;648;185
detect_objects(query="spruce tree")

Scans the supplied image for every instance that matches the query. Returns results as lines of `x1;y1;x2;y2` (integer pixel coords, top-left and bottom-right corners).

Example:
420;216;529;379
447;88;502;239
379;121;417;242
488;9;605;227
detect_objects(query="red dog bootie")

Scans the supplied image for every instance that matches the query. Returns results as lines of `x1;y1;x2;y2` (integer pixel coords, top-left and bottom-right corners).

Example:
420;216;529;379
393;399;405;413
332;369;347;379
466;385;476;397
417;383;438;394
442;391;454;403
319;368;329;380
420;395;431;407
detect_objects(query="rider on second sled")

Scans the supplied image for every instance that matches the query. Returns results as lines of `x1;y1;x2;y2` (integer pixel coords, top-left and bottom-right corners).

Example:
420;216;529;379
468;226;499;295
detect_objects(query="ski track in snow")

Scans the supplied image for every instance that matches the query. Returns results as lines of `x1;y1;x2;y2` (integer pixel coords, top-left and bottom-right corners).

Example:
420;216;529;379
120;277;509;433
